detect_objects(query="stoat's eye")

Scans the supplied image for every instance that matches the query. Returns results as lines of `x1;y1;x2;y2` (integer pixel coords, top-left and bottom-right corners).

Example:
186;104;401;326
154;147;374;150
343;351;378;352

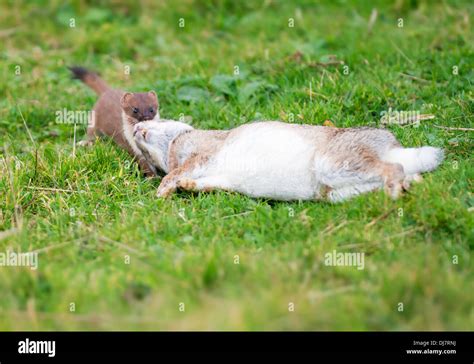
133;107;139;114
149;107;154;113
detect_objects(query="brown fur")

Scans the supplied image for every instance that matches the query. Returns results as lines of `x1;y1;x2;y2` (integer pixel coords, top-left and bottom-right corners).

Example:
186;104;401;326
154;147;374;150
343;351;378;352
167;130;230;171
69;66;159;176
321;127;405;197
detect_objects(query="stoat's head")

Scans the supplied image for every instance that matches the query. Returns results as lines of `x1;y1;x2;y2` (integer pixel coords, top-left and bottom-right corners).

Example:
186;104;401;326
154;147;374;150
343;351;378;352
121;91;159;123
133;121;194;173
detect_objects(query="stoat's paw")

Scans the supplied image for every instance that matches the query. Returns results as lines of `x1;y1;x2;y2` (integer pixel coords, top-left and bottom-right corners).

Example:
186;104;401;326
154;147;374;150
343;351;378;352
177;178;197;191
144;173;156;180
77;139;94;147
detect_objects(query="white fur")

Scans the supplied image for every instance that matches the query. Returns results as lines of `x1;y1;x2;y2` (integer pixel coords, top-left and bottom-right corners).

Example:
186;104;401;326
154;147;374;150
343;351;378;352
135;120;194;172
383;147;444;175
122;112;164;158
134;121;444;202
207;124;318;200
122;111;143;157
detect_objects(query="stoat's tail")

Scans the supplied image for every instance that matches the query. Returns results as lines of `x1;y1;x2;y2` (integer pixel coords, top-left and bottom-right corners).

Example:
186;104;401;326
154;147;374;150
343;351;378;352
69;66;111;95
383;146;444;175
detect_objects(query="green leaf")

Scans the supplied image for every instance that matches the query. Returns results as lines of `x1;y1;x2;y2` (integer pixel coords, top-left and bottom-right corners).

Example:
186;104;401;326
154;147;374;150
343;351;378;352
238;80;278;103
84;8;112;24
55;9;76;27
294;40;327;57
177;86;210;103
210;75;237;96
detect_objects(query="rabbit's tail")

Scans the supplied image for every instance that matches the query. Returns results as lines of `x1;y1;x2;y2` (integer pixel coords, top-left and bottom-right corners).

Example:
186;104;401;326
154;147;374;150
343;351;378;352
383;146;444;175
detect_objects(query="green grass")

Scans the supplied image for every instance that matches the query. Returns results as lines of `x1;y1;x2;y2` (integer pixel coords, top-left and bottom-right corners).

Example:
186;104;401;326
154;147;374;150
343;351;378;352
0;0;473;330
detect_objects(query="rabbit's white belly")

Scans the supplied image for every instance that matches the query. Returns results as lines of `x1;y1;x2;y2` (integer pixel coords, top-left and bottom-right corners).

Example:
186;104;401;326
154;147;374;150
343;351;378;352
208;125;320;200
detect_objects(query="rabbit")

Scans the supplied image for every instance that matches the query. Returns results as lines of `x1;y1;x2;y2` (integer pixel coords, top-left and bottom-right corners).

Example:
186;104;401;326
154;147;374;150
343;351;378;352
132;120;444;202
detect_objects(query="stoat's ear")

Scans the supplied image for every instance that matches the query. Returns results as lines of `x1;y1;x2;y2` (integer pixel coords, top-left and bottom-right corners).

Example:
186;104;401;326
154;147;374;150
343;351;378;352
121;92;133;107
148;90;157;100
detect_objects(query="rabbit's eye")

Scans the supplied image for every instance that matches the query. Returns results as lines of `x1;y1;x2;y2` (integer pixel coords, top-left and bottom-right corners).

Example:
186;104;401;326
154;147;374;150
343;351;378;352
133;107;139;114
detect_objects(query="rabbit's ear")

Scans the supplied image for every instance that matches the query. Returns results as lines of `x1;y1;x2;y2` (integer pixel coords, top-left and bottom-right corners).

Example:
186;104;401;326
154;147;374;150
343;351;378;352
121;92;133;107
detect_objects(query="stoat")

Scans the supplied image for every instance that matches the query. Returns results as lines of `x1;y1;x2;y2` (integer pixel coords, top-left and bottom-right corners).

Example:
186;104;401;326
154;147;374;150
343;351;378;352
69;66;159;176
132;120;444;202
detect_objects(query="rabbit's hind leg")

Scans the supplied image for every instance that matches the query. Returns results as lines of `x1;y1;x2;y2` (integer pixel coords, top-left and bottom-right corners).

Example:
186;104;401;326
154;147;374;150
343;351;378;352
377;161;405;199
316;150;405;201
401;173;423;191
327;181;382;202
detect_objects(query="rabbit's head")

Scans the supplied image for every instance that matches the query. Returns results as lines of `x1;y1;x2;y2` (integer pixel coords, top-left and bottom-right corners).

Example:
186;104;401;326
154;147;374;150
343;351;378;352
133;120;194;173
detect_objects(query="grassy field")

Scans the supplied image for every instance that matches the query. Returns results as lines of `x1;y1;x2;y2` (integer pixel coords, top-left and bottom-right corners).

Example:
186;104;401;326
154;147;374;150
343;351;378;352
0;0;473;330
